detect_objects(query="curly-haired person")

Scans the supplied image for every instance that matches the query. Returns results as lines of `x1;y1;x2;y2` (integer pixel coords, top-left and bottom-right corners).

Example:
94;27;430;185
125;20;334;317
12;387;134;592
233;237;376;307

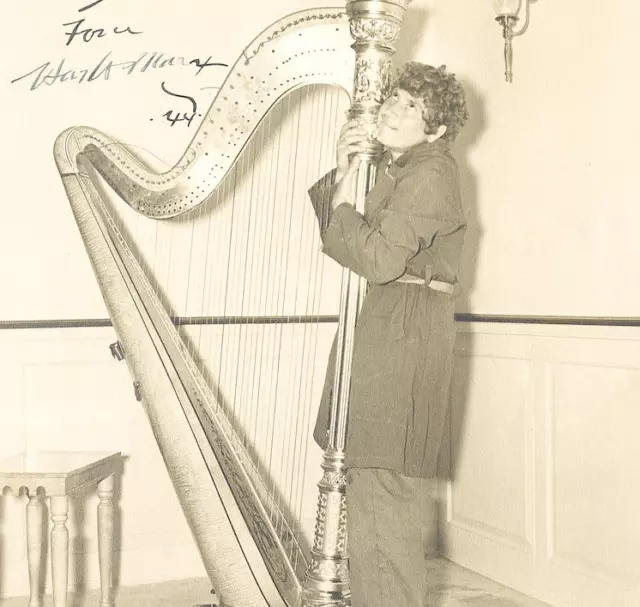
309;63;469;607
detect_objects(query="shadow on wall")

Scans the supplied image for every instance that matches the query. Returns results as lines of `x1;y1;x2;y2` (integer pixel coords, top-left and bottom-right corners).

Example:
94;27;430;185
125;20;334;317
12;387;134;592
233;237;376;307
454;78;485;307
391;1;490;586
394;1;487;316
446;75;486;478
437;78;487;558
394;3;429;68
393;0;489;486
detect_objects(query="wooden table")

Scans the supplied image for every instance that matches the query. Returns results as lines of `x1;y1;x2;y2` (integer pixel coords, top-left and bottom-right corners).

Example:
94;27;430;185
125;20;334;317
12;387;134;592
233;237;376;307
0;451;122;607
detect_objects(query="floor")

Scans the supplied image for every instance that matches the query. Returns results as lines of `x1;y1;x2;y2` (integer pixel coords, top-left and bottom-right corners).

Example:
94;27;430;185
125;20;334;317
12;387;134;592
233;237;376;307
0;558;551;607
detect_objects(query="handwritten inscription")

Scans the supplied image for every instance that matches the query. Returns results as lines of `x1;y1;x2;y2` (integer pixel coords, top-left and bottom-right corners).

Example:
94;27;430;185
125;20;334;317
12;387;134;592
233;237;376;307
155;82;200;127
11;52;228;91
62;18;143;45
9;0;230;130
78;0;105;11
64;0;142;45
190;57;228;76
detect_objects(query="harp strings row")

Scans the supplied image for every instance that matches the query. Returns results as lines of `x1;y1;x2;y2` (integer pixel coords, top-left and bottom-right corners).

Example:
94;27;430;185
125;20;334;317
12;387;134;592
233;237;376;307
106;84;348;558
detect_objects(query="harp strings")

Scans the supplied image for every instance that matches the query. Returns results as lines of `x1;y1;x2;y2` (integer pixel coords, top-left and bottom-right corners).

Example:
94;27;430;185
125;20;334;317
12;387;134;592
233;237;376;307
280;87;313;548
103;84;347;556
286;84;342;564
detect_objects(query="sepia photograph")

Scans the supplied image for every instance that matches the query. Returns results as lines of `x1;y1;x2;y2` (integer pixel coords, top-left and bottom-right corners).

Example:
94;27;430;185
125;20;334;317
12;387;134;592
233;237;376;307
0;1;637;606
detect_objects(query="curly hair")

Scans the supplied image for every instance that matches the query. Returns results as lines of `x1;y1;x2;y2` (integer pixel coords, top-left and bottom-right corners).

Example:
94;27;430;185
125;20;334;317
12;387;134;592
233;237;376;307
392;62;469;141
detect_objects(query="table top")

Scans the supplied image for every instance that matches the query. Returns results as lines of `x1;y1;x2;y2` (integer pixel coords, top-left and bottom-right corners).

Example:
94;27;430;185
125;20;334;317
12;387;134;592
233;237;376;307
0;451;122;495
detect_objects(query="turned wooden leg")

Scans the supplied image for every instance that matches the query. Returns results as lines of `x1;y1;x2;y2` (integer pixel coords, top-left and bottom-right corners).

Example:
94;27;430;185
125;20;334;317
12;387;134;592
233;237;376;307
50;495;69;607
97;474;115;607
26;495;44;607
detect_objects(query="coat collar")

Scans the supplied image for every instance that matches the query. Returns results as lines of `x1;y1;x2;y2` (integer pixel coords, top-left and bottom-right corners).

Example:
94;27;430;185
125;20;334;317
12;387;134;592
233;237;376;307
381;138;452;179
394;137;450;167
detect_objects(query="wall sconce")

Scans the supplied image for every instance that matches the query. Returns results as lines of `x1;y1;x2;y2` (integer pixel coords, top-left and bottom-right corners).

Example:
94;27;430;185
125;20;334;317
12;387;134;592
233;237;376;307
494;0;539;83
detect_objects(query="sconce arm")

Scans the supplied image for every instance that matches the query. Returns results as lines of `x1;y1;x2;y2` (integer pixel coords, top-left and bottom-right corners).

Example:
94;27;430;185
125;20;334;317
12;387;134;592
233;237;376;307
511;0;538;37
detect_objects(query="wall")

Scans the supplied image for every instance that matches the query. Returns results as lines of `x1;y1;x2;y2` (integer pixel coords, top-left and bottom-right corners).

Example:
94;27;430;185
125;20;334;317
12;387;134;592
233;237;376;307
0;328;207;597
410;0;640;317
419;2;640;604
440;323;640;607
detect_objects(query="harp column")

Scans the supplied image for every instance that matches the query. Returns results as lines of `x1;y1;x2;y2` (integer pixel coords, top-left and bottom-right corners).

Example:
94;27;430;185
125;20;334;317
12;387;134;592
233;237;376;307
302;1;412;606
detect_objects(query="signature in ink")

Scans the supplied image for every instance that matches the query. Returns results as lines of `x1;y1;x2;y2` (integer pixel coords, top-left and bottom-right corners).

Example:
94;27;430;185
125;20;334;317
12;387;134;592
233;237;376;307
62;18;143;45
78;0;105;10
189;57;228;76
152;82;200;127
10;52;229;91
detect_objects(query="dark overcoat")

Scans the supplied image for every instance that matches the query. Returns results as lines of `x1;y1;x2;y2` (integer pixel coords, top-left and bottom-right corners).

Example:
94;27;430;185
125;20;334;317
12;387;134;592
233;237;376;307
308;138;466;479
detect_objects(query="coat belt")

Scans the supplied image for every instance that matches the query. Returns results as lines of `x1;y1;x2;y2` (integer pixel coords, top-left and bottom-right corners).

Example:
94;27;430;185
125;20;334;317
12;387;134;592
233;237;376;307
395;274;459;296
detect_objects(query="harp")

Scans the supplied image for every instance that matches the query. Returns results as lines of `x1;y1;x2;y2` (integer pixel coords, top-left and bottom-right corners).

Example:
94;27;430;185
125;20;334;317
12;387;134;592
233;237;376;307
53;2;411;605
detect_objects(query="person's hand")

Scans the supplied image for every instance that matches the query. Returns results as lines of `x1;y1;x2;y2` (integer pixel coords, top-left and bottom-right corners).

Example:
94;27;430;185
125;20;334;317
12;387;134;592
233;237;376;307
336;120;369;181
332;155;363;210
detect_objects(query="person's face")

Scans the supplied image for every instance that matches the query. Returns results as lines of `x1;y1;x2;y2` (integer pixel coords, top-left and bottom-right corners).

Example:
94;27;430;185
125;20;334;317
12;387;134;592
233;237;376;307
375;88;446;154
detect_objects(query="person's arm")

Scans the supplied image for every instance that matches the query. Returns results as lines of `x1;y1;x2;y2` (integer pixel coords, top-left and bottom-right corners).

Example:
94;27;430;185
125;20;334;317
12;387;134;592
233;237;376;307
308;121;369;236
320;159;464;284
308;169;339;236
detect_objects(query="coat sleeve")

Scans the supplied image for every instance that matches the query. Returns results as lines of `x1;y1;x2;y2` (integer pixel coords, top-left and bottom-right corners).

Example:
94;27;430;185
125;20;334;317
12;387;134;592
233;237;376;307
319;159;464;284
308;169;338;236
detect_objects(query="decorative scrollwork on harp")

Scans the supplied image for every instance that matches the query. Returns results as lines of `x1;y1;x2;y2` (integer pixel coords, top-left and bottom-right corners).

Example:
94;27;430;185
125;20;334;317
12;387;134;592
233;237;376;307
53;2;412;606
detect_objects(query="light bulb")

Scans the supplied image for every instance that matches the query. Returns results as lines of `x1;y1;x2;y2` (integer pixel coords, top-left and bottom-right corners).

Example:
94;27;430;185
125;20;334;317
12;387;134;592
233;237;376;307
493;0;521;17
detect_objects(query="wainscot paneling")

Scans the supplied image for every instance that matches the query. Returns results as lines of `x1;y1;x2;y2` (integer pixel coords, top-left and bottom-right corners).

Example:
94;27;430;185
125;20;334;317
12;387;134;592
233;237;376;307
441;322;640;607
0;328;207;599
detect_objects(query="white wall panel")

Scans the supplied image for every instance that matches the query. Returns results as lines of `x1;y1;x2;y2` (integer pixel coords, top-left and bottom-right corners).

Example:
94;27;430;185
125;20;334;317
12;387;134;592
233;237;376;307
0;328;206;598
551;363;640;584
442;323;640;607
448;354;534;553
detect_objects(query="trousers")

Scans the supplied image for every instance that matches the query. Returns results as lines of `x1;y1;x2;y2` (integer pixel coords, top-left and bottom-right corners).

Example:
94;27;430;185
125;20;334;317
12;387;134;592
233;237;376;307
346;468;436;607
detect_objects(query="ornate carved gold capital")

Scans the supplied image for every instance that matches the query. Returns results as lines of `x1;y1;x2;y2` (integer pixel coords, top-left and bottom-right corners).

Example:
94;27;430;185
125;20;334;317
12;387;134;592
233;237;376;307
349;17;401;44
346;0;411;121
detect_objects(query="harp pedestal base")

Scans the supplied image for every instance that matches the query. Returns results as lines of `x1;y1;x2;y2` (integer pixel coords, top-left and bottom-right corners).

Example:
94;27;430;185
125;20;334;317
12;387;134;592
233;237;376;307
0;451;122;607
302;450;350;607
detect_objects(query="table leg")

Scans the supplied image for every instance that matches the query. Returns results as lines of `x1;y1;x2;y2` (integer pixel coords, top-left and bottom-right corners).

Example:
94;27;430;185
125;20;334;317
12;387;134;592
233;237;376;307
97;474;115;607
50;495;69;607
26;495;43;607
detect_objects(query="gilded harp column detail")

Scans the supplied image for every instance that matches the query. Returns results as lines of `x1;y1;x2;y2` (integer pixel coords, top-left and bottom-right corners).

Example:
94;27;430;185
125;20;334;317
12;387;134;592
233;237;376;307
301;2;412;606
